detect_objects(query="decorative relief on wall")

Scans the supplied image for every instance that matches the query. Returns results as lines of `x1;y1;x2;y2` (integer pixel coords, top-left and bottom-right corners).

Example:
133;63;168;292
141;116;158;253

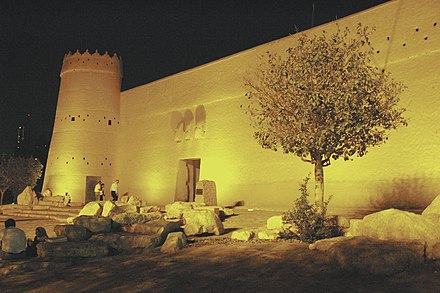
171;105;206;143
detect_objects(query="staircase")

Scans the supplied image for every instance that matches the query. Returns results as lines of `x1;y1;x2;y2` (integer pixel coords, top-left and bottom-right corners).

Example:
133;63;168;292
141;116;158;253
0;201;84;222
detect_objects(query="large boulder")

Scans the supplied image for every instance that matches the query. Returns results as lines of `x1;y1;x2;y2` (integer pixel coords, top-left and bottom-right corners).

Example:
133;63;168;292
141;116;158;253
37;241;108;259
54;225;92;242
160;232;187;253
116;203;139;214
111;212;163;226
121;219;181;243
102;201;120;217
327;237;425;275
266;215;284;230
79;202;103;216
73;215;112;233
182;209;224;236
348;208;440;242
89;233;161;252
257;229;280;240
422;194;440;216
231;230;254;241
17;186;34;205
140;206;161;213
309;236;350;252
127;196;142;207
165;201;194;218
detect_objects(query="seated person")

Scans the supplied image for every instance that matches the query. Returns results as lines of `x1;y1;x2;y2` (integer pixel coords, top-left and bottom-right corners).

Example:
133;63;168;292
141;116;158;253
0;218;27;260
26;227;48;257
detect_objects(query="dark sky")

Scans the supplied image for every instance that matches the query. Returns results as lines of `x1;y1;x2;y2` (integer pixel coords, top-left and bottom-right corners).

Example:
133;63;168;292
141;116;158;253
0;0;388;155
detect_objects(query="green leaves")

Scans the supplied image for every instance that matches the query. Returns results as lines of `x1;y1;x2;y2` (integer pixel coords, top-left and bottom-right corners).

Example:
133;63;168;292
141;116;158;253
244;24;407;164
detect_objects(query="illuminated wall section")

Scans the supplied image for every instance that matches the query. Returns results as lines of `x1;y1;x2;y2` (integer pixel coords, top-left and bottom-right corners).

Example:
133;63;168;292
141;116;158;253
117;0;440;212
44;50;122;202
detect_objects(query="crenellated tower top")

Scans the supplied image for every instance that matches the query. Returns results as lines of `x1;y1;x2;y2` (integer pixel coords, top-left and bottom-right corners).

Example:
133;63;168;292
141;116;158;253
60;49;123;79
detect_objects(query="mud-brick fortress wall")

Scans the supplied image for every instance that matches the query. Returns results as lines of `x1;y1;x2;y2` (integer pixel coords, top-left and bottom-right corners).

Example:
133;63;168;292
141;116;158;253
44;50;122;202
117;0;440;211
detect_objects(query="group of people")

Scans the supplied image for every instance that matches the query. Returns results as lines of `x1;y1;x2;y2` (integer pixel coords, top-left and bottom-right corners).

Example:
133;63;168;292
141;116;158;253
94;179;119;202
0;218;48;260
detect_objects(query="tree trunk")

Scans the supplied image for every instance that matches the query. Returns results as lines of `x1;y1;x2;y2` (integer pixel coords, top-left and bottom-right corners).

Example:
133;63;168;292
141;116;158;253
314;159;324;208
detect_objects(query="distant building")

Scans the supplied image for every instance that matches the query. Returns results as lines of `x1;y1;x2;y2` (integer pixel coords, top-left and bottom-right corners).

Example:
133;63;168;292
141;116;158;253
44;0;440;212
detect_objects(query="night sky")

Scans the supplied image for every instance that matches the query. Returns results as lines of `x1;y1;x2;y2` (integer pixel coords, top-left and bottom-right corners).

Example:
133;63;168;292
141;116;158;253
0;0;388;156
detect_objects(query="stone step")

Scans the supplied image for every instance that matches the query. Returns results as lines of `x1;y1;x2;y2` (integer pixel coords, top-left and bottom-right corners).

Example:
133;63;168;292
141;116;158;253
0;204;82;215
1;210;68;222
13;209;78;217
37;201;84;208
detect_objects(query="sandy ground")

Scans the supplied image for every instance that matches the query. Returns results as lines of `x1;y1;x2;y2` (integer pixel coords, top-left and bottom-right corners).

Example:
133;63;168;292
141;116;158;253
1;209;440;292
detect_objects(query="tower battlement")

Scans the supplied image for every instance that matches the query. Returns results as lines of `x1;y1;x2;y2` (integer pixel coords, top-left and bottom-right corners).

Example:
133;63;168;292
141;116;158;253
60;49;123;79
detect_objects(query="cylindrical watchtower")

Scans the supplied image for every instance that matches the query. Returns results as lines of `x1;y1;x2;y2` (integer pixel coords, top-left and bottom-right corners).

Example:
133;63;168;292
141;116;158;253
43;49;123;203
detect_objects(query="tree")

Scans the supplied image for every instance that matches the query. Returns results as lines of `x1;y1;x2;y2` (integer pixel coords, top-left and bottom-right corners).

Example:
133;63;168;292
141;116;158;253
0;153;43;205
243;24;407;206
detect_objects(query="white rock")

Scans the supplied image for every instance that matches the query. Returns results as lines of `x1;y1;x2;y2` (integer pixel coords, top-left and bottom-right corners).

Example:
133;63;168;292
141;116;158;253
17;186;34;205
231;230;254;241
140;206;161;213
257;229;280;240
117;204;139;214
183;209;224;236
349;208;440;242
266;215;284;230
165;201;194;219
102;201;119;217
79;202;102;216
127;196;142;207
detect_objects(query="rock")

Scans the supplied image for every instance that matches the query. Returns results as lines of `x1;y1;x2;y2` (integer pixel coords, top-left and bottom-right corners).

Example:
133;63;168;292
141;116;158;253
73;216;112;233
348;209;440;242
309;236;350;252
17;186;34;205
111;212;163;226
327;237;425;275
37;241;108;258
89;233;161;252
116;204;139;214
54;225;92;242
193;206;220;216
120;194;130;203
127;196;142;207
165;201;194;219
257;229;280;240
231;230;254;241
183;209;224;236
43;196;64;203
140;206;161;213
122;219;181;243
102;201;119;217
160;232;187;253
422;194;440;216
194;180;217;206
267;215;284;230
221;207;234;217
79;202;103;216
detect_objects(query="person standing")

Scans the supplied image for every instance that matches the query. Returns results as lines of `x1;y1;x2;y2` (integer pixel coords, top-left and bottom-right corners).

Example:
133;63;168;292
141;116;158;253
94;181;102;201
100;183;105;201
0;218;27;260
110;180;119;202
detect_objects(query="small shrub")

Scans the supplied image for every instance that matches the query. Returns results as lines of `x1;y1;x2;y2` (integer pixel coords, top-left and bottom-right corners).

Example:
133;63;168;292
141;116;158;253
281;175;342;243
